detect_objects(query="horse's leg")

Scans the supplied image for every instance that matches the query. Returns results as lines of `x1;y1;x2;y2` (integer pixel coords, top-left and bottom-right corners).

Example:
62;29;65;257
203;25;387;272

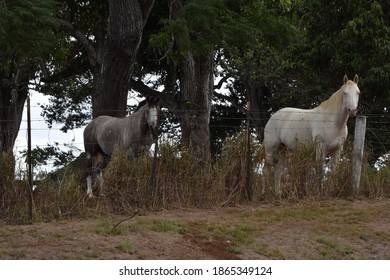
330;139;343;167
274;159;285;196
94;152;105;196
86;151;94;198
261;162;271;195
314;137;326;193
97;170;104;196
263;143;285;196
86;149;105;198
261;143;276;195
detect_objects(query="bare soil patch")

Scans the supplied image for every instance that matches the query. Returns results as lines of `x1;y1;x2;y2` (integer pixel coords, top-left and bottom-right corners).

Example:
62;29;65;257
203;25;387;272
1;199;389;259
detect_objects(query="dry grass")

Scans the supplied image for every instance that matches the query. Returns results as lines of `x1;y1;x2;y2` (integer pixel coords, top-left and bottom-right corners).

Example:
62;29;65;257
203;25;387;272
1;130;390;223
260;140;390;201
0;151;30;223
103;144;227;213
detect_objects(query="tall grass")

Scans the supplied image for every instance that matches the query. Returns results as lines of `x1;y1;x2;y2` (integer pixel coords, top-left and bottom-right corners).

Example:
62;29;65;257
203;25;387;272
260;139;390;200
103;144;227;213
0;151;30;223
1;130;389;223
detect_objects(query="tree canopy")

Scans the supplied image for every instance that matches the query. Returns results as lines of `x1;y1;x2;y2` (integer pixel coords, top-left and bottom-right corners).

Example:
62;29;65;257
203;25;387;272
0;0;58;153
4;0;390;167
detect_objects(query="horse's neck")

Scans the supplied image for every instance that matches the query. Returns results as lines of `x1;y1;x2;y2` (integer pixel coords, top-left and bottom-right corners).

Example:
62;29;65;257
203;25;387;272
135;106;150;133
316;91;349;128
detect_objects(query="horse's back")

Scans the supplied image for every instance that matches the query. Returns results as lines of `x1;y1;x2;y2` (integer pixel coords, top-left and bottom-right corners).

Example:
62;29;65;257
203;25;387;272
84;113;153;158
84;116;113;143
84;115;123;155
264;107;316;148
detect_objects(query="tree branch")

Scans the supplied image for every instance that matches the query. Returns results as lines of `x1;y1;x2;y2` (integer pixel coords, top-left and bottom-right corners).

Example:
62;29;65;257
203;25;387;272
130;78;178;111
58;19;99;68
214;76;230;90
40;57;90;83
37;57;50;80
214;91;247;115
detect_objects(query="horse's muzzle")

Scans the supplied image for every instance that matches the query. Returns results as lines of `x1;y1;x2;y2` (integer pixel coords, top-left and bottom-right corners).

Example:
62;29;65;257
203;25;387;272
349;108;358;116
150;122;158;130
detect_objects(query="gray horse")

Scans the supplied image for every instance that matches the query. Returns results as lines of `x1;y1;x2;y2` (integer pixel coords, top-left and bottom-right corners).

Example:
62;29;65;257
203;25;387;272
83;96;160;197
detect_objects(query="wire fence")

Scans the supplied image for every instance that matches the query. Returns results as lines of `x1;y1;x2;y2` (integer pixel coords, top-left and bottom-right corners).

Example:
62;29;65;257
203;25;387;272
2;105;390;222
2;101;389;175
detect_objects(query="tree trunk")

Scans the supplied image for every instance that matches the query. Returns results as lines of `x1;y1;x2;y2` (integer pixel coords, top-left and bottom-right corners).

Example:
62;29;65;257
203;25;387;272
178;54;213;162
0;64;29;199
247;80;271;142
168;0;213;162
0;65;29;153
94;0;154;118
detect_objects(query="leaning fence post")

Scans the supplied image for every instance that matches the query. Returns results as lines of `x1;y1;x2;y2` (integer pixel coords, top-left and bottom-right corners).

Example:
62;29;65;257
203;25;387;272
352;115;367;192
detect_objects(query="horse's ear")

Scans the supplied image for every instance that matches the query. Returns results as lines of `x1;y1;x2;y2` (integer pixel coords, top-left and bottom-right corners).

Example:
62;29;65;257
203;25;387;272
343;75;348;84
353;74;359;84
156;96;160;103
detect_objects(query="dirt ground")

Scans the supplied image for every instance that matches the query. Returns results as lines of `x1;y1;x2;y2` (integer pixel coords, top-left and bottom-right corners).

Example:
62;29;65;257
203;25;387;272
1;198;390;259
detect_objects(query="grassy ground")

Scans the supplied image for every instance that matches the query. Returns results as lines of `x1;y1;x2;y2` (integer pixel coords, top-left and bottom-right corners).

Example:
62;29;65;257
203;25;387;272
0;198;389;260
1;134;390;259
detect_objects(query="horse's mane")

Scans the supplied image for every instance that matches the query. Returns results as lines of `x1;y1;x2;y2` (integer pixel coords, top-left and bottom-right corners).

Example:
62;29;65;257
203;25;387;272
135;96;159;112
318;81;353;111
135;99;147;111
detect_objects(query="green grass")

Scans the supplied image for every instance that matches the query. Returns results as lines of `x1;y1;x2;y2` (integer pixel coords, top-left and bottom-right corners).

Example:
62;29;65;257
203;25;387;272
253;243;285;259
315;237;356;259
8;247;27;259
149;219;187;234
93;218;123;236
115;241;136;254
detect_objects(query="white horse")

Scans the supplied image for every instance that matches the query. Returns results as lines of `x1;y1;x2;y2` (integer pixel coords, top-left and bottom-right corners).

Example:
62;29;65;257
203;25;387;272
262;75;360;195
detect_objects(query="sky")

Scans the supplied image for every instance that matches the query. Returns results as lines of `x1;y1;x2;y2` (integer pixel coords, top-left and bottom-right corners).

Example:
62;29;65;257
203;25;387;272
14;91;85;173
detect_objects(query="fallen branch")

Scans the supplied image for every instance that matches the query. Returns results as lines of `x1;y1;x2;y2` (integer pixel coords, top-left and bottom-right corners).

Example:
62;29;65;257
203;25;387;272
111;209;140;233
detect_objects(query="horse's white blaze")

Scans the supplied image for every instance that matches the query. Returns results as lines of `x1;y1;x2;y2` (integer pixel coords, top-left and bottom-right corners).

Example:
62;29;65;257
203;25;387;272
148;106;158;129
263;75;360;195
343;82;360;116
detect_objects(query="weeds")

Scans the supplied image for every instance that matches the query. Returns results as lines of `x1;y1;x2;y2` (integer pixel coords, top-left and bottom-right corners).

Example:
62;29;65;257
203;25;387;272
315;237;356;259
253;243;285;259
1;130;390;223
149;219;186;234
115;241;136;254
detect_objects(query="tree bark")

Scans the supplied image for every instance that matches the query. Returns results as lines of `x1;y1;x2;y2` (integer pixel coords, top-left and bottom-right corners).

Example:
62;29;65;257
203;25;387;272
168;0;213;162
0;64;29;200
0;65;30;153
177;54;213;162
94;0;154;118
247;80;271;142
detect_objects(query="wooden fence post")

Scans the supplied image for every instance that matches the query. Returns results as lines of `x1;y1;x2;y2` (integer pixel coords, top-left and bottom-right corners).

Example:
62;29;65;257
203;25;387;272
26;95;34;221
245;101;252;200
352;115;367;192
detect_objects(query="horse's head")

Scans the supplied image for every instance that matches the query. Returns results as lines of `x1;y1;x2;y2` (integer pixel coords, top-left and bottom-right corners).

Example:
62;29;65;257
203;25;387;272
145;95;160;129
342;74;360;117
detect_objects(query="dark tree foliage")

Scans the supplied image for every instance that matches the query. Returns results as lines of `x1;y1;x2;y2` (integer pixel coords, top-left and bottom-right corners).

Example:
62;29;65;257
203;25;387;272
11;0;390;168
0;0;58;153
292;0;390;161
